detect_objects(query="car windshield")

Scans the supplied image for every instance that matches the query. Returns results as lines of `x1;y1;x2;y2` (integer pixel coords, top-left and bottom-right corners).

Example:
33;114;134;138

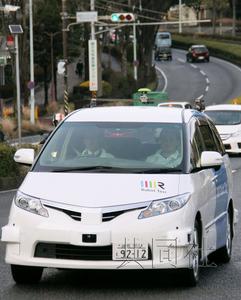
33;122;184;173
193;47;207;53
205;110;241;125
158;34;170;40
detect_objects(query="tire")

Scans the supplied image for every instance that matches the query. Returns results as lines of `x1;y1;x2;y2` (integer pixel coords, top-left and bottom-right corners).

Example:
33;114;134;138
183;220;201;286
209;209;232;264
11;265;43;284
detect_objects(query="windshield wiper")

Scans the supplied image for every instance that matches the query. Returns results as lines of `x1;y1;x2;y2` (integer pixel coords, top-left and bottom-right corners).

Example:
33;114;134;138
52;166;182;173
139;168;182;174
52;166;123;173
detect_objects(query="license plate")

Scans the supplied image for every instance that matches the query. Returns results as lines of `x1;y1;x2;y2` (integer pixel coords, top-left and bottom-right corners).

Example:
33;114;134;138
198;56;204;59
113;242;148;260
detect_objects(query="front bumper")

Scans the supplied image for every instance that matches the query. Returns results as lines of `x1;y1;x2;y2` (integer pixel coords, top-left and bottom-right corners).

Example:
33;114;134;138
1;203;194;270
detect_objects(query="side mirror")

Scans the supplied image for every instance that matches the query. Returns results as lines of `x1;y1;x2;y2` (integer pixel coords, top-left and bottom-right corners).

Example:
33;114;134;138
200;151;223;168
14;148;34;165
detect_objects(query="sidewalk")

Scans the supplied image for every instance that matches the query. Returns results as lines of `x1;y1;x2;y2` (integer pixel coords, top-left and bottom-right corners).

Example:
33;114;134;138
34;53;121;106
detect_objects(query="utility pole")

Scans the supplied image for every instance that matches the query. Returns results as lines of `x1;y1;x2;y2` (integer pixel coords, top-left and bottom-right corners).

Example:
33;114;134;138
232;0;236;37
89;0;98;106
179;0;182;33
29;0;35;124
62;0;69;115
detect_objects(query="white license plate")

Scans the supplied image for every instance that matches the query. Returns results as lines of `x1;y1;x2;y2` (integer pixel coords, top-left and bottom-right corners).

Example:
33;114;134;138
198;56;204;59
113;242;148;260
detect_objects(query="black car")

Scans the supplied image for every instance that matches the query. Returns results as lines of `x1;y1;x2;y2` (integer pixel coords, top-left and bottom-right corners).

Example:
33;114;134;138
186;45;209;63
155;46;172;61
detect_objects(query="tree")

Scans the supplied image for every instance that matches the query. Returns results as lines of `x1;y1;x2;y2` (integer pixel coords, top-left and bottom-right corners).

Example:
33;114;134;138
203;0;229;34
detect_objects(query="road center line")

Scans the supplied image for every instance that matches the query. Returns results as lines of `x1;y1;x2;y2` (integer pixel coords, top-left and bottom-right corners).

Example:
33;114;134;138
155;66;168;92
191;64;197;69
205;86;209;92
200;70;206;76
177;58;185;63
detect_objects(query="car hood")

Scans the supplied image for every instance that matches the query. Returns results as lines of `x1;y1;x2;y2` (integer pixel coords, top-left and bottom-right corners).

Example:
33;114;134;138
216;125;241;135
19;172;182;208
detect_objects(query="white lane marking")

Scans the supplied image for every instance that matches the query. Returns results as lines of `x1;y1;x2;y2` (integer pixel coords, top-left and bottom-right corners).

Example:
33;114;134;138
205;86;209;92
197;94;204;100
212;56;241;74
177;58;185;63
0;189;17;194
206;78;210;84
200;70;206;76
155;66;168;92
190;64;197;68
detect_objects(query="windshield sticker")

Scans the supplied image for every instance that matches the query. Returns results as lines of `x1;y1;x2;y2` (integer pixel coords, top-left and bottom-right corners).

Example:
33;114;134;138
140;180;166;193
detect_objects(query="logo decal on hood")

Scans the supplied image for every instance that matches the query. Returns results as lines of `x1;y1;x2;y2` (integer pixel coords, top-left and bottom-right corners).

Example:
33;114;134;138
140;180;166;193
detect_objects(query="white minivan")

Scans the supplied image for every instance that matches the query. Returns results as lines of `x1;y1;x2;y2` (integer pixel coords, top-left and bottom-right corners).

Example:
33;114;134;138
1;106;237;286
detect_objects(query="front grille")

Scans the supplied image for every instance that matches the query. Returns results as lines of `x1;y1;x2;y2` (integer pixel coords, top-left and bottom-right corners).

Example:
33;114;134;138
45;205;82;221
224;144;231;150
35;243;112;260
34;243;152;261
102;207;146;222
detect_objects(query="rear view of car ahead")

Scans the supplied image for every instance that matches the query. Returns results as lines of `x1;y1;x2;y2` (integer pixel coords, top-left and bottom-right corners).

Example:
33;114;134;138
205;104;241;154
1;107;237;286
186;45;209;63
155;47;172;61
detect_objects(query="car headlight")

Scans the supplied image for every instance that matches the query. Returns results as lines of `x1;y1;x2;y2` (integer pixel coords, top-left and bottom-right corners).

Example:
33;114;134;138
138;193;190;219
231;131;241;138
14;191;49;217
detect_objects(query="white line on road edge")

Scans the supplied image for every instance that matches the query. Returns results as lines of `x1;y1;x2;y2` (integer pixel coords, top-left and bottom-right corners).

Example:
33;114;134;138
200;70;206;76
191;64;198;69
0;189;17;194
155;66;168;92
212;57;241;74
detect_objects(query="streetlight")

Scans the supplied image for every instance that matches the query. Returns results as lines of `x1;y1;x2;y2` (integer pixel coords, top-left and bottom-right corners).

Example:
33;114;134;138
9;24;23;145
29;0;35;124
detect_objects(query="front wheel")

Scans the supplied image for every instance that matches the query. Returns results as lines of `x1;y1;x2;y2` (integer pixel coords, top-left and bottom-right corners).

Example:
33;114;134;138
183;220;201;286
209;210;232;264
11;265;43;284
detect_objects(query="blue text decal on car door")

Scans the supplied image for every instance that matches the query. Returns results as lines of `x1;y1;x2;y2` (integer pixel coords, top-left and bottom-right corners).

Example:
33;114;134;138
213;163;229;249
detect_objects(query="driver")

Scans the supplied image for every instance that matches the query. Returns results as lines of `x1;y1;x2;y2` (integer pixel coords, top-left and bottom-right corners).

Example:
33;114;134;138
79;130;114;158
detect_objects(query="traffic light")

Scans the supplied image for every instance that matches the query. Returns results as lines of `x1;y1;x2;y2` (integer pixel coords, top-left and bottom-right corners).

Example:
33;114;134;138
57;60;66;75
111;13;135;22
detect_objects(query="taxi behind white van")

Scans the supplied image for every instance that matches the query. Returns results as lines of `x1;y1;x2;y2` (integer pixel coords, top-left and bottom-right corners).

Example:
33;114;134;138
1;106;237;286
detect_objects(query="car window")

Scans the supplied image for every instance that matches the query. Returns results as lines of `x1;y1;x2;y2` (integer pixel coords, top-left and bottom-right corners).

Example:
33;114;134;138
33;122;184;173
205;110;241;125
208;122;225;155
190;121;204;168
199;125;218;152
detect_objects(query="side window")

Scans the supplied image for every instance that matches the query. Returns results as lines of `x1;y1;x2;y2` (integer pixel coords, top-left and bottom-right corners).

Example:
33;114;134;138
199;125;218;152
208;123;225;155
190;121;204;168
